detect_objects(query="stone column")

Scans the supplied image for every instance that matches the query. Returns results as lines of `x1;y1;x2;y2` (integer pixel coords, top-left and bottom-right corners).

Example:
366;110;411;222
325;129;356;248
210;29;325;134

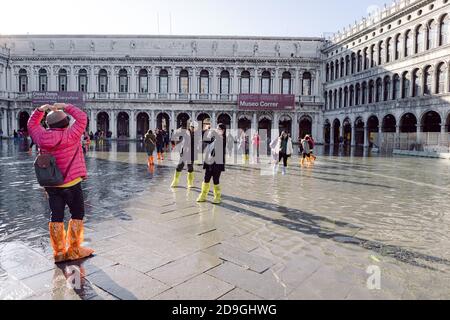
90;67;96;93
151;67;157;98
232;112;237;132
440;124;446;146
191;67;197;99
364;126;369;147
292;112;299;141
253;69;259;94
50;68;57;91
110;69;116;97
151;110;156;130
130;68;137;95
212;68;218;100
70;67;77;91
232;68;239;96
316;115;324;145
1;110;7;136
170;110;175;131
416;124;422;145
274;69;280;94
111;111;117;139
130;110;136;140
171;67;177;99
351;124;356;147
293;68;300;96
330;123;335;145
212;111;217;128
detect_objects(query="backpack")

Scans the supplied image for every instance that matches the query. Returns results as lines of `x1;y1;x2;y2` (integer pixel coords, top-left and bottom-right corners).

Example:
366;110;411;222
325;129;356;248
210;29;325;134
34;140;79;187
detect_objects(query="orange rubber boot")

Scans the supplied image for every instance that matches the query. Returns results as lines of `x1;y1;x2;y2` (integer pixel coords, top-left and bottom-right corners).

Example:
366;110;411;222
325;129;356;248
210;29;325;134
49;222;67;263
66;219;94;261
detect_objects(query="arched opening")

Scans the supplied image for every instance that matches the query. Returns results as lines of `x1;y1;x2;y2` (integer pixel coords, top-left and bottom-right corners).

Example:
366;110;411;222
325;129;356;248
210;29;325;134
117;112;130;138
157;112;170;131
136;112;149;139
281;72;292;94
58;68;67;92
299;116;312;140
367;115;380;147
354;118;365;145
220;70;231;95
324;120;331;144
421;111;441;132
261;71;272;94
138;69;148;93
382;114;396;132
97;112;110;133
217;113;231;129
343;118;352;145
238;116;251;132
400;113;417;133
333;119;341;144
279;115;292;136
258;117;272;155
177;113;190;129
197;113;211;131
18;111;30;132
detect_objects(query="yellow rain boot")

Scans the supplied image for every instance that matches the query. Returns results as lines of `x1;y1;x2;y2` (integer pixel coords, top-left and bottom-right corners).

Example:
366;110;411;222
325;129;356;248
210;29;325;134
196;182;210;202
157;152;161;161
49;222;67;263
300;158;305;167
187;172;195;189
212;185;222;205
66;219;94;261
171;171;181;188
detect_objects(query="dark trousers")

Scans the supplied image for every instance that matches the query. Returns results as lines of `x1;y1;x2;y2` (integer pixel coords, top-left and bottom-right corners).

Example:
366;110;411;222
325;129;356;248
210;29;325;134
176;161;194;173
45;183;85;223
279;152;288;167
204;167;222;185
157;145;164;153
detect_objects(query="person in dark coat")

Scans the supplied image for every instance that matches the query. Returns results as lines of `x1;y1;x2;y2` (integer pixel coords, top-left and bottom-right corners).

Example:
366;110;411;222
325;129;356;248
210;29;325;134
197;123;227;205
156;129;165;160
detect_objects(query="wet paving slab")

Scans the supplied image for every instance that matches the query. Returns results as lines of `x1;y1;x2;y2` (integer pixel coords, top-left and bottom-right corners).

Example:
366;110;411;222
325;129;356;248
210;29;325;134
1;139;450;299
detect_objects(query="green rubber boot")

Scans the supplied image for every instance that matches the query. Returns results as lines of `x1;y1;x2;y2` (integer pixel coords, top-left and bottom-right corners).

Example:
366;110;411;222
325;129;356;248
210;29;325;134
187;172;195;189
196;182;210;202
212;185;222;205
171;171;181;188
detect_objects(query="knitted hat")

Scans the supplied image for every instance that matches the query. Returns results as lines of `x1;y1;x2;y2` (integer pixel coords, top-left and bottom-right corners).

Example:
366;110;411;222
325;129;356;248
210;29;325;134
46;110;69;128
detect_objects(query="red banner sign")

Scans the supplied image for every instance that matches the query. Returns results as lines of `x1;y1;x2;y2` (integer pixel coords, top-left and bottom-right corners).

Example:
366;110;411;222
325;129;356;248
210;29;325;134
238;94;295;111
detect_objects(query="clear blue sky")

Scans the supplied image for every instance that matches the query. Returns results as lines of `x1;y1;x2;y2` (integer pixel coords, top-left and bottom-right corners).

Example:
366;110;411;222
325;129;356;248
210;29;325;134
1;0;391;37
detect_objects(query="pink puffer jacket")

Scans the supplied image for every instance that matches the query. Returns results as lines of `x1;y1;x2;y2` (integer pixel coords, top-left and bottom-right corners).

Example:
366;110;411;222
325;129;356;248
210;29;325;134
28;104;88;185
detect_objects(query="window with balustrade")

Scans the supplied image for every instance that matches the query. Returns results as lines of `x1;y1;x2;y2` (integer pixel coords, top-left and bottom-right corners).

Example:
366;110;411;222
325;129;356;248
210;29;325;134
220;70;230;95
302;72;311;96
139;69;148;93
179;70;189;94
281;72;291;94
39;69;47;92
119;69;128;93
240;71;251;94
199;70;209;94
58;69;67;92
78;69;88;92
159;69;169;94
19;69;27;92
98;69;108;93
261;71;271;94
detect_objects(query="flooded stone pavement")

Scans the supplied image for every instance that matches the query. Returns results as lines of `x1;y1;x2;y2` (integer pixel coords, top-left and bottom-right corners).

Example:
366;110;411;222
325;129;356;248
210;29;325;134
1;139;450;300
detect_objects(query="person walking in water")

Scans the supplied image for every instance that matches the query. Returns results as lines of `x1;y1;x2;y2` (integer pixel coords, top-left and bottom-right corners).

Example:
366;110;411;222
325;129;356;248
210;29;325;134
28;103;94;263
144;129;156;168
273;131;293;175
156;129;165;161
300;135;312;167
306;135;317;163
197;123;227;204
171;121;200;189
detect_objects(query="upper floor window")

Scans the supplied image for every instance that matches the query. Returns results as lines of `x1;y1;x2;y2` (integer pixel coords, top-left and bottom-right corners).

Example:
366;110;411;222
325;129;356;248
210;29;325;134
39;69;48;92
240;71;251;94
340;58;345;77
405;30;412;57
58;69;67;92
179;69;189;94
98;69;108;93
159;69;169;94
199;70;209;94
19;69;28;92
394;35;401;60
383;76;391;101
412;69;421;97
355;84;360;106
402;72;410;98
351;53;356;74
345;55;350;75
423;66;432;95
357;51;363;72
118;69;128;93
139;69;148;93
335;60;339;79
393;74;400;100
343;87;349;108
326;64;330;82
370;45;376;68
440;14;449;46
437;63;446;94
349;86;354;107
220;70;230;95
368;80;374;103
361;82;367;105
261;71;271;94
375;78;382;102
416;25;425;53
78;69;88;92
427;20;437;50
363;48;369;70
378;42;384;65
386;38;392;63
302;72;312;96
330;62;335;80
281;71;292;94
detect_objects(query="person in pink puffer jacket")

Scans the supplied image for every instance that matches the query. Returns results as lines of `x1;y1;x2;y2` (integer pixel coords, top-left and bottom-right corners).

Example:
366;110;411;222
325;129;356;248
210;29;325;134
28;103;94;263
